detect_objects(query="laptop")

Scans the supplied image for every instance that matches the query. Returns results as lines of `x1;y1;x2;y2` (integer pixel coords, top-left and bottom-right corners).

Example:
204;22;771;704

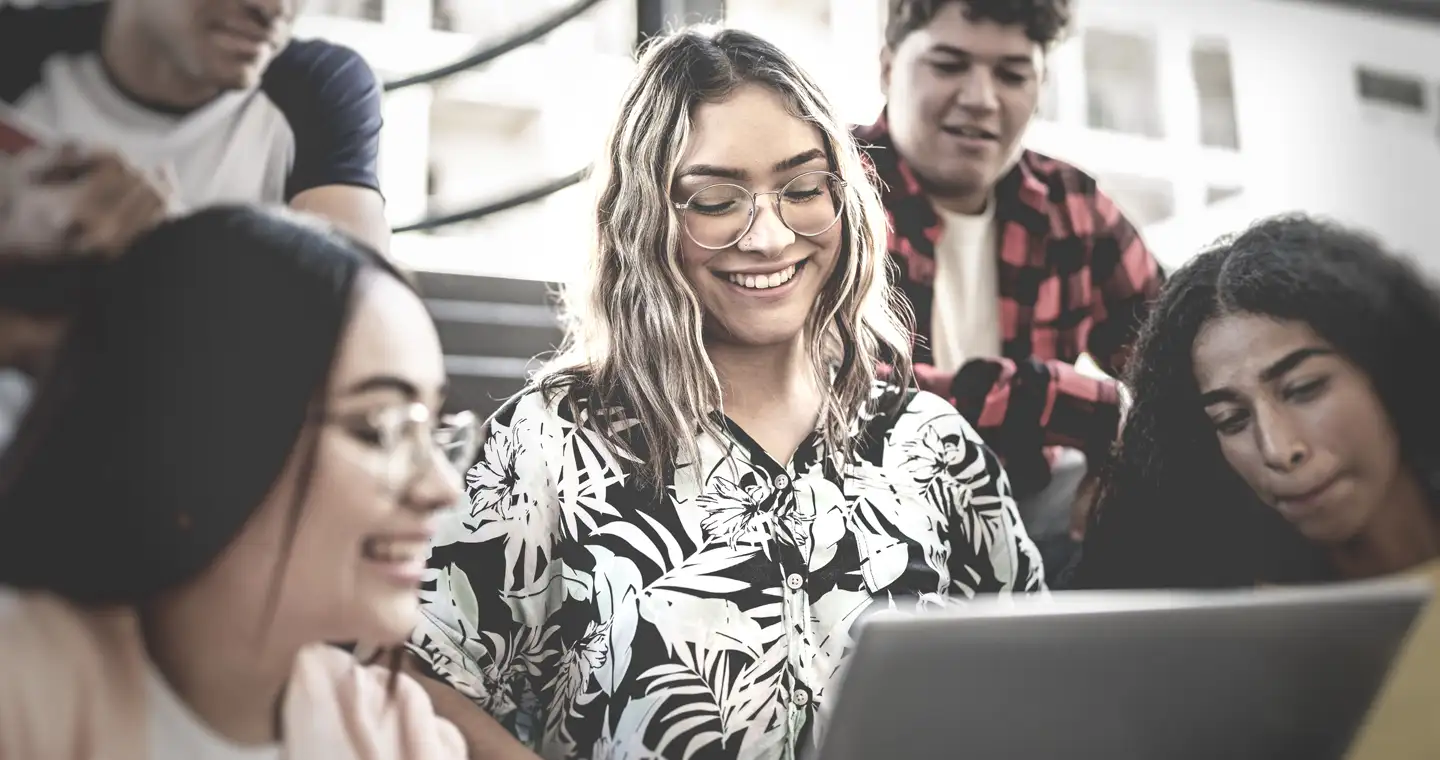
811;576;1430;760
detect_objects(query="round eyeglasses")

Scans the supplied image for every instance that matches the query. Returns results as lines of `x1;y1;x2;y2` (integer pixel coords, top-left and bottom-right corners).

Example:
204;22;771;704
327;404;481;494
673;170;847;250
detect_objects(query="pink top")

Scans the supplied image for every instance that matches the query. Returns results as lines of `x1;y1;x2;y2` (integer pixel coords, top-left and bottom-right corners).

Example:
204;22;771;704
0;589;467;759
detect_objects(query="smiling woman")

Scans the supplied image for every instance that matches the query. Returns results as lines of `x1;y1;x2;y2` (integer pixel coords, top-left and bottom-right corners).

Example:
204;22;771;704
1071;214;1440;590
406;25;1046;760
0;206;470;759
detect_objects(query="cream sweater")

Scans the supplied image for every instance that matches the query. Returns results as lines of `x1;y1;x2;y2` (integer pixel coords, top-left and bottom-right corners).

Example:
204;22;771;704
0;590;467;760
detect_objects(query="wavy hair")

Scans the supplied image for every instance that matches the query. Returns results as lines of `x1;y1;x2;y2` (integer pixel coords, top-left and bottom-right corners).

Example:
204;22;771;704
1070;214;1440;590
541;27;913;486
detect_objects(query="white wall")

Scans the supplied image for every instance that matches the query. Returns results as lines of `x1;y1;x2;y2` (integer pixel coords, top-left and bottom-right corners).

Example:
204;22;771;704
303;0;1440;278
1066;0;1440;271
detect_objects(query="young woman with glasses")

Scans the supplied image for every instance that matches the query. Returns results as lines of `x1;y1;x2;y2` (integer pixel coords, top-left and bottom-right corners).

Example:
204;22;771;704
0;206;478;759
405;27;1045;760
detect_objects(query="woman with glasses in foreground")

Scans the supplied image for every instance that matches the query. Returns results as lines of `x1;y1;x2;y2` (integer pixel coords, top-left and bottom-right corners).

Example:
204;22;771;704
0;206;478;758
406;27;1044;760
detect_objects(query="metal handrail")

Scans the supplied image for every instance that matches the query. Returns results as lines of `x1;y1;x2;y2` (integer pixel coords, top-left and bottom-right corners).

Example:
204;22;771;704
393;166;592;234
382;0;609;231
381;0;608;92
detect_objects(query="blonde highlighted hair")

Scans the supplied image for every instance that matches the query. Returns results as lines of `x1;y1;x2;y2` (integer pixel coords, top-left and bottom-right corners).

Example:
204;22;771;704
541;26;913;486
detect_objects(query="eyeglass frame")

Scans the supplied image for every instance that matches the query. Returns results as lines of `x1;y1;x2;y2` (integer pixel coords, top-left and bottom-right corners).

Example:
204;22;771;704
320;403;481;493
671;169;849;251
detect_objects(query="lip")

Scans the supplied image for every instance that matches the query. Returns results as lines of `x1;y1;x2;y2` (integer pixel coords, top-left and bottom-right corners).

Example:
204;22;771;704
1273;475;1341;517
940;125;999;152
362;531;435;586
713;258;808;277
713;259;806;299
211;26;273;58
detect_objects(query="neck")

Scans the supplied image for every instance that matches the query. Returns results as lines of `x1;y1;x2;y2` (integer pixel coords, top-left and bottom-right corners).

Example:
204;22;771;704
930;189;991;216
102;5;218;111
140;584;299;746
707;336;820;420
1329;471;1440;580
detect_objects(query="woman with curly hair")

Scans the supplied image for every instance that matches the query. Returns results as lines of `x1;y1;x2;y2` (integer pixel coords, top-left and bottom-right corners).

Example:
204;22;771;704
1070;214;1440;590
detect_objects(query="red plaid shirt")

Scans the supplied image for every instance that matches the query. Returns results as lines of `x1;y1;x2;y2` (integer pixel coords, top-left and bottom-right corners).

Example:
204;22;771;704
856;115;1164;496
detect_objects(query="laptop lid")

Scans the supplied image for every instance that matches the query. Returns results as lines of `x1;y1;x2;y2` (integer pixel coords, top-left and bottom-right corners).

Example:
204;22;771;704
812;577;1429;760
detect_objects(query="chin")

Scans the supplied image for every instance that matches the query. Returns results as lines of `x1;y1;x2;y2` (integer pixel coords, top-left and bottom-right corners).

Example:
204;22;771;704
206;62;268;93
352;596;423;646
709;319;808;348
1292;513;1365;547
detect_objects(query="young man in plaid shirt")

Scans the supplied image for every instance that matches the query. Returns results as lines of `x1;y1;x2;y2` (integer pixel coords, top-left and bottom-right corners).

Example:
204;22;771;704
859;0;1164;579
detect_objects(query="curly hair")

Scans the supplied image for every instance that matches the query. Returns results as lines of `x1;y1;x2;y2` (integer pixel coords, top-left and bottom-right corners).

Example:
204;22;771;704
885;0;1073;49
1069;214;1440;590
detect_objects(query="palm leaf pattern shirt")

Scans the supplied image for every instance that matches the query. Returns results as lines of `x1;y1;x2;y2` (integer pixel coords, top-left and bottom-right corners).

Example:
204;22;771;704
409;382;1046;760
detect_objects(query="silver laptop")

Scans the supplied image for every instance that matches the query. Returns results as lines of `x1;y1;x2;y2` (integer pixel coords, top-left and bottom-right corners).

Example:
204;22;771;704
812;576;1430;760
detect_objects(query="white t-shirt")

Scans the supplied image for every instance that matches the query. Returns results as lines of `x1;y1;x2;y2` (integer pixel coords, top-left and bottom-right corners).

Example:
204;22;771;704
928;198;1002;374
146;661;282;760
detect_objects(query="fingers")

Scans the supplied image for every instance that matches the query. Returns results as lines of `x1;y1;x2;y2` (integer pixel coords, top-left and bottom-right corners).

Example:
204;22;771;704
70;175;167;258
30;143;92;184
46;149;172;256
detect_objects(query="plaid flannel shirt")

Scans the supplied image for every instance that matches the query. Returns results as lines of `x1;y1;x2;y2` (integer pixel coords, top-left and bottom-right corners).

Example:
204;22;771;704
856;114;1164;496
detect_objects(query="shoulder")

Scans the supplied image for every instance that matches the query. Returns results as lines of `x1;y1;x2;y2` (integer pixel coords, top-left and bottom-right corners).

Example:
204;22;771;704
1019;149;1102;196
0;587;130;666
477;382;580;477
262;38;379;104
291;646;467;758
868;382;986;447
0;589;144;756
260;38;381;197
488;381;575;437
258;38;381;135
1017;150;1147;243
0;1;106;104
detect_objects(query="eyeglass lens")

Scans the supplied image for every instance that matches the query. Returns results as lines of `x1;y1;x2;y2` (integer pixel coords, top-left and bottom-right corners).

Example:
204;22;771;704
377;406;480;491
682;171;843;249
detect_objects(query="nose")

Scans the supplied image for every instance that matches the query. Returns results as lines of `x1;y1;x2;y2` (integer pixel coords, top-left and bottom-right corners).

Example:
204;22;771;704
738;195;796;256
404;446;467;515
1254;405;1310;473
956;67;999;113
242;0;289;22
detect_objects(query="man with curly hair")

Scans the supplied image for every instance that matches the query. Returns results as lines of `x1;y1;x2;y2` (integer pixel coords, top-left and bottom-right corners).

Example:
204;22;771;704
858;0;1165;581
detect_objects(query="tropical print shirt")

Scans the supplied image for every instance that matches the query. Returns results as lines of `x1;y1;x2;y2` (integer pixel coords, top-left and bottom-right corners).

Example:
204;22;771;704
409;382;1045;760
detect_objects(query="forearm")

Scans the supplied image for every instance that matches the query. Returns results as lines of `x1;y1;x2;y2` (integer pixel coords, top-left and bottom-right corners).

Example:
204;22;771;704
401;653;541;760
950;357;1122;460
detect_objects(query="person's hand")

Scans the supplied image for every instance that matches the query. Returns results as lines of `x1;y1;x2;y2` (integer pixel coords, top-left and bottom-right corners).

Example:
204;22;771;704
1069;470;1101;541
34;146;175;257
1;145;174;258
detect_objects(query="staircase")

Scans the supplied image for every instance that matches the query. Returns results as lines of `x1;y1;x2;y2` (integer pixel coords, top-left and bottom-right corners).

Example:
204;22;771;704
412;271;564;420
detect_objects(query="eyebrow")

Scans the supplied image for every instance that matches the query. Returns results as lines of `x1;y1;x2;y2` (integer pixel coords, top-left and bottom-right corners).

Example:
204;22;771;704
926;43;1037;67
1199;347;1334;407
343;375;421;399
676;148;827;182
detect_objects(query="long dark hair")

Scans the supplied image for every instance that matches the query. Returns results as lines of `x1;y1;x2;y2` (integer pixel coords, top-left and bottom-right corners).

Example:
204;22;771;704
0;206;411;606
1071;214;1440;589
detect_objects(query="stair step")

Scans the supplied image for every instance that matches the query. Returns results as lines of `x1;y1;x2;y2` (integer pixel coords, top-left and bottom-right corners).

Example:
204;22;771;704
445;360;536;419
412;271;560;306
434;319;562;360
